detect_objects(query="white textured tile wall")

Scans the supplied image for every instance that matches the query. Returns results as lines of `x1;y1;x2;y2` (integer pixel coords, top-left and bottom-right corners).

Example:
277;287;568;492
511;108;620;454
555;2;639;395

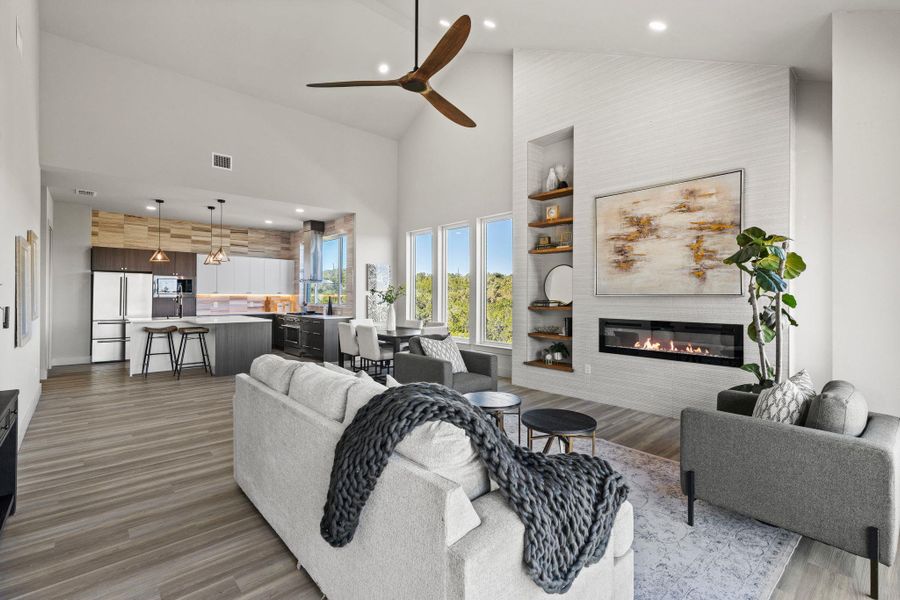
513;50;793;418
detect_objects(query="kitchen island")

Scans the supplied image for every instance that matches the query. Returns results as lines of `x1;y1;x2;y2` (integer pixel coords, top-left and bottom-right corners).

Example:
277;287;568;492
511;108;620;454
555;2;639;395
128;316;272;377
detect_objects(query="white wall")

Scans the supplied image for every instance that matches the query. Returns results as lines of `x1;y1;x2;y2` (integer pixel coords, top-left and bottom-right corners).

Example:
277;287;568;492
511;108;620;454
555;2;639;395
39;186;53;377
832;12;900;416
513;50;793;418
39;33;398;319
792;81;832;389
0;0;42;443
397;53;513;374
50;201;92;366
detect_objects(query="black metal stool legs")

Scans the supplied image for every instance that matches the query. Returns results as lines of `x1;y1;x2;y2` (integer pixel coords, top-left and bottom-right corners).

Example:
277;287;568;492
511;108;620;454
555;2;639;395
142;328;179;377
175;329;213;380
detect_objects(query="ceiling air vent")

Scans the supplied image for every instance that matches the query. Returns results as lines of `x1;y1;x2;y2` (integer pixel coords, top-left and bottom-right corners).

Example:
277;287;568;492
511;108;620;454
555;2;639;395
74;189;96;198
212;153;232;171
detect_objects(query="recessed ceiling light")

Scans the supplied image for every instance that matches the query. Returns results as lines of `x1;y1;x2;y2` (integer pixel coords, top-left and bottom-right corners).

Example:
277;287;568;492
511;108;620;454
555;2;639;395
146;205;156;211
483;19;497;30
648;21;667;32
439;19;450;28
295;208;305;213
265;220;273;224
378;63;390;74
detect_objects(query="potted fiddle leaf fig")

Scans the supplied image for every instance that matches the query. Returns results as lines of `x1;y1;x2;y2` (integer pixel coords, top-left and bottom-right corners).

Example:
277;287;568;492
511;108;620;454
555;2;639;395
723;227;806;393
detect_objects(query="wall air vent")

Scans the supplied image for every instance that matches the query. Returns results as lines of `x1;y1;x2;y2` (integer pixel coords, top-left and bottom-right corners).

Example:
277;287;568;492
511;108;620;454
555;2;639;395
74;189;96;198
212;153;233;171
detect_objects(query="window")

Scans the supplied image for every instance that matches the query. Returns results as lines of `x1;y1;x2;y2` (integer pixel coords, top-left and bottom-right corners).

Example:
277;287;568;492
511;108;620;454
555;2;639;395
443;224;470;339
410;230;433;320
310;234;348;304
481;216;513;345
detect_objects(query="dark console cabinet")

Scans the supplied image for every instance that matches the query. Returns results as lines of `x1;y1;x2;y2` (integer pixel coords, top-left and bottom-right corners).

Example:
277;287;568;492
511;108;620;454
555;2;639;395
0;390;18;536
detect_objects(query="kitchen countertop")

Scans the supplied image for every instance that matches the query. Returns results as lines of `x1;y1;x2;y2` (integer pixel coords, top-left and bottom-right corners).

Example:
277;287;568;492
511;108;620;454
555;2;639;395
128;316;270;325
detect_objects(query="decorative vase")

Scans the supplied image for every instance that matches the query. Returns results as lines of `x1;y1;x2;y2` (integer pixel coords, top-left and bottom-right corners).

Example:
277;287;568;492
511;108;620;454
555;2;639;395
326;297;334;315
555;164;569;188
554;352;564;361
386;304;396;331
544;168;559;192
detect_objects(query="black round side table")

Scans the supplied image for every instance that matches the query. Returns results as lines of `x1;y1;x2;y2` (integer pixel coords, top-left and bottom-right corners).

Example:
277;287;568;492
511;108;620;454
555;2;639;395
464;391;522;445
522;408;598;455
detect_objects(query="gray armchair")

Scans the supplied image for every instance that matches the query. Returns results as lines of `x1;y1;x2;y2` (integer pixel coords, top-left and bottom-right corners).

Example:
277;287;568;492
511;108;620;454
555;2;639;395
394;336;497;394
681;391;900;599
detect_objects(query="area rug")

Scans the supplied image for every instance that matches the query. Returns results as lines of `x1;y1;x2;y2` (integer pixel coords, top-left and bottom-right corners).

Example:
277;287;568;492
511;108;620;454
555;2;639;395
501;416;799;600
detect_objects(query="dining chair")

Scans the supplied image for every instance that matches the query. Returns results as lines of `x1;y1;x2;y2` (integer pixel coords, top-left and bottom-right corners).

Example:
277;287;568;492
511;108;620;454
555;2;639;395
337;322;361;371
356;324;394;377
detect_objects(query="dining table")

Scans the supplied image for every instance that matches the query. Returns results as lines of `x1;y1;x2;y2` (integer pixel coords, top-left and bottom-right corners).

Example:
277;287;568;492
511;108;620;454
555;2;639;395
376;326;423;354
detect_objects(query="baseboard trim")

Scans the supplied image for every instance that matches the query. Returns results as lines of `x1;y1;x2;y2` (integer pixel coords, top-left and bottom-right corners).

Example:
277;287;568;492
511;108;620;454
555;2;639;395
51;356;91;367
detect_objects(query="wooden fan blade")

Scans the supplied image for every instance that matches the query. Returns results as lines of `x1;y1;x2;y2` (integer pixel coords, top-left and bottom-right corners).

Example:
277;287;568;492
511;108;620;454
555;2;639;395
307;79;400;88
414;15;471;82
422;88;476;128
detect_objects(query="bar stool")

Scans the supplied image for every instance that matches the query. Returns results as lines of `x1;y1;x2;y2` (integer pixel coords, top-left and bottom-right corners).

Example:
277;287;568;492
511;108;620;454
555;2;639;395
175;326;212;380
141;325;177;377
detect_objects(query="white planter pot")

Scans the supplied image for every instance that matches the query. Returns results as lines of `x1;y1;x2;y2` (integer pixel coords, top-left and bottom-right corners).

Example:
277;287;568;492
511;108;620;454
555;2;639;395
386;305;396;331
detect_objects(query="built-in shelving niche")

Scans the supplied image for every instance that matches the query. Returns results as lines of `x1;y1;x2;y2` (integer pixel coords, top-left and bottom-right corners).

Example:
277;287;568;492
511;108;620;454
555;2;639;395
525;127;575;371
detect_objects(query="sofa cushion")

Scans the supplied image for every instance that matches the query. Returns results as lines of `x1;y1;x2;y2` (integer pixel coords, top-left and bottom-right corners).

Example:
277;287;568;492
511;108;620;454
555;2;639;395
396;421;491;500
249;354;301;394
288;363;357;422
343;379;388;425
419;336;468;373
452;372;493;394
322;361;357;377
752;370;816;425
408;334;449;356
806;380;869;436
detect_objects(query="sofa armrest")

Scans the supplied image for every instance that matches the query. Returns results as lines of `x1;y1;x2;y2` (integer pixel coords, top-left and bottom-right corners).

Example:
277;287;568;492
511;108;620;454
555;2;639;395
716;388;759;416
460;350;497;381
394;352;452;386
681;408;900;565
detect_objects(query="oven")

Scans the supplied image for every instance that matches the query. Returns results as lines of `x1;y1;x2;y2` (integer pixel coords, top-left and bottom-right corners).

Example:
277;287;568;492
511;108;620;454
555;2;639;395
281;315;302;356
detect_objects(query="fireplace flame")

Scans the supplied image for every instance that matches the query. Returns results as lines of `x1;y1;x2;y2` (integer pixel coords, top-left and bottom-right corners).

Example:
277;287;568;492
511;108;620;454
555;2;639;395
633;337;711;355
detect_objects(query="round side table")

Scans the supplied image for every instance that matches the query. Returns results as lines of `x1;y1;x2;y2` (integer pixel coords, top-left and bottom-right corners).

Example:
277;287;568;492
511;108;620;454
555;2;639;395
522;408;598;455
464;391;522;445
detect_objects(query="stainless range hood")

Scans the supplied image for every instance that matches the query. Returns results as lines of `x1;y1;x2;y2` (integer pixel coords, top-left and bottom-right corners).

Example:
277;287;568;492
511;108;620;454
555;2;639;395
302;220;325;283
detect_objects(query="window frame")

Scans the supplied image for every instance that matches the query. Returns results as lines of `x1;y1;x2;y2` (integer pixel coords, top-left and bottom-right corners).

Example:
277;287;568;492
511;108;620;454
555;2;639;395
407;228;435;322
309;233;348;305
477;212;513;348
440;222;472;342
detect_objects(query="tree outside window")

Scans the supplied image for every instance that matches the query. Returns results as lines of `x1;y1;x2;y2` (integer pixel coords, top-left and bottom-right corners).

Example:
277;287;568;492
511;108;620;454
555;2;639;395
482;217;513;345
444;225;470;339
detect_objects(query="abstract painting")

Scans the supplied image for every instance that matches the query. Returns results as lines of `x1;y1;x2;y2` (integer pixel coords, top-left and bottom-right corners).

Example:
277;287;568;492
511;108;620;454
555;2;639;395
595;170;742;295
366;264;391;323
15;235;32;346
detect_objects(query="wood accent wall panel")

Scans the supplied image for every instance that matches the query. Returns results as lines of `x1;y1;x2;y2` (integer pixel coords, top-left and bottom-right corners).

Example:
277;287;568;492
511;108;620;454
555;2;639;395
91;210;295;260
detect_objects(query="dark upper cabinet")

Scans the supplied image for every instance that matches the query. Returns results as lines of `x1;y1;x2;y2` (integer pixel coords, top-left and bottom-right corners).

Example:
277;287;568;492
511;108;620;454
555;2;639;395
123;249;153;272
151;256;176;276
175;252;197;279
91;247;123;272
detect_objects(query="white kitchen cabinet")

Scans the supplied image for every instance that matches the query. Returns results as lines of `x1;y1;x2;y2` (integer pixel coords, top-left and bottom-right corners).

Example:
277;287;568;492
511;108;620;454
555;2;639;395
282;260;295;294
264;259;280;294
216;259;235;294
250;258;266;293
196;254;217;293
232;256;252;294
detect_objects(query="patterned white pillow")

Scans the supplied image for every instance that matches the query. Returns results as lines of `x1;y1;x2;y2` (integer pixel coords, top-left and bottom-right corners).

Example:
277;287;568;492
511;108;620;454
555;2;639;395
752;370;816;425
419;336;468;374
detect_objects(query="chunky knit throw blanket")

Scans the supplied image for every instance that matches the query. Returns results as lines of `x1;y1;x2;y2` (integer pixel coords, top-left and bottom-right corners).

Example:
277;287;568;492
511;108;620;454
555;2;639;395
320;383;629;594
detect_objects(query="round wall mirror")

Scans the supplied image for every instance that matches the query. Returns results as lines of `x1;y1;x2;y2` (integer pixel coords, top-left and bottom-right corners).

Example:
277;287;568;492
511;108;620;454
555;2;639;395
544;264;574;304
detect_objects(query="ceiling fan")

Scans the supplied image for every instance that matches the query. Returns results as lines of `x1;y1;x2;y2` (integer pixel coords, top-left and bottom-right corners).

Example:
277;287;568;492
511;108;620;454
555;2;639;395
307;0;476;128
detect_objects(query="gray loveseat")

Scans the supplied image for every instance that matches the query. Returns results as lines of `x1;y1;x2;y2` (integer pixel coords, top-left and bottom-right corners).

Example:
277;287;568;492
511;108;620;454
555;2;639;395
681;387;900;599
394;336;497;394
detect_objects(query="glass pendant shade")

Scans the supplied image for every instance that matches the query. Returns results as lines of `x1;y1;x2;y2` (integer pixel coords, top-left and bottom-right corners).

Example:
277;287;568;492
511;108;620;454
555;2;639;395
148;199;170;263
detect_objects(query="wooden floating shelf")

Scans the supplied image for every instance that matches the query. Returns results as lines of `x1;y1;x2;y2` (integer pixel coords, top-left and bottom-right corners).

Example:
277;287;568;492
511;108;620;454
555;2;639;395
528;332;572;341
528;305;572;312
524;360;574;373
528;187;574;201
528;217;574;228
529;245;573;255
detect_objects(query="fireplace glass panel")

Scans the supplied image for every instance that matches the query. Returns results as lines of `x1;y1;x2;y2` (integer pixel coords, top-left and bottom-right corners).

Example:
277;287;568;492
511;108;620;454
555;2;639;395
599;319;743;367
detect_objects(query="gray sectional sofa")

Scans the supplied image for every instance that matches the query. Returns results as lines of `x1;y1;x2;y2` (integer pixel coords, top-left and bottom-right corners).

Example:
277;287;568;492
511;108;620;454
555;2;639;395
681;383;900;599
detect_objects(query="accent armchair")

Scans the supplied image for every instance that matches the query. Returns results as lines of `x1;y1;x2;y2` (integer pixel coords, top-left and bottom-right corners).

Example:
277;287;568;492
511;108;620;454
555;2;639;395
394;336;497;394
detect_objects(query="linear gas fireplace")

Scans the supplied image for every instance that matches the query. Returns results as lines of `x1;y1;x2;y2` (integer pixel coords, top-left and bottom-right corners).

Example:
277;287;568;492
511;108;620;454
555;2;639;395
599;319;743;367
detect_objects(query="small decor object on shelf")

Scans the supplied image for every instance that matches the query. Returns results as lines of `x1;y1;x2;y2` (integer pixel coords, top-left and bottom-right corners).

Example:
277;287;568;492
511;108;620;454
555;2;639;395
555;164;570;188
534;326;562;334
544;167;559;192
369;284;406;331
544;351;554;366
559;230;573;245
545;204;560;221
548;342;570;362
537;235;552;247
563;317;573;337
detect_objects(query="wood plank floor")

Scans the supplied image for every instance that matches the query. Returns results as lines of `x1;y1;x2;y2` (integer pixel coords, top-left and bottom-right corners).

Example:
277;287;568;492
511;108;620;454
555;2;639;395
0;362;894;599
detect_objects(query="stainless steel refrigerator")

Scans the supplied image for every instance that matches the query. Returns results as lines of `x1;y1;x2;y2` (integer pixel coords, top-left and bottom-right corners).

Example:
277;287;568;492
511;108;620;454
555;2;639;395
91;272;153;362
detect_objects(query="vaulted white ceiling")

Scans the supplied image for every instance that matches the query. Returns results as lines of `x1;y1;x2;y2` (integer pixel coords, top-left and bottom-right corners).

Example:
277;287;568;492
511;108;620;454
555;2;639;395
40;0;896;141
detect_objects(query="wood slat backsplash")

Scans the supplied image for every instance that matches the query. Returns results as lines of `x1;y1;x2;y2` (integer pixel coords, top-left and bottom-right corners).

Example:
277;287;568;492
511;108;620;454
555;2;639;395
91;210;295;259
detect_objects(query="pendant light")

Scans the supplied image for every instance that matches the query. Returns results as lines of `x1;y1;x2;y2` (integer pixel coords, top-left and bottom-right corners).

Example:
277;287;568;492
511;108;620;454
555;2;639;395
203;205;220;265
212;198;229;263
148;199;170;263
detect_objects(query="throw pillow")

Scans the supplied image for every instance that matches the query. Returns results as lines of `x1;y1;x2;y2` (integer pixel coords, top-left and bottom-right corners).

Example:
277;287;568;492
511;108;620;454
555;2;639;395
249;354;301;394
752;369;816;425
806;380;869;436
419;336;468;374
385;374;401;388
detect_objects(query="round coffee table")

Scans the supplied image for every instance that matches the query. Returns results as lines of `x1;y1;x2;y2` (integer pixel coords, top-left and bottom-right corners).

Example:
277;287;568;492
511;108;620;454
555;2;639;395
464;391;522;444
522;408;598;455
